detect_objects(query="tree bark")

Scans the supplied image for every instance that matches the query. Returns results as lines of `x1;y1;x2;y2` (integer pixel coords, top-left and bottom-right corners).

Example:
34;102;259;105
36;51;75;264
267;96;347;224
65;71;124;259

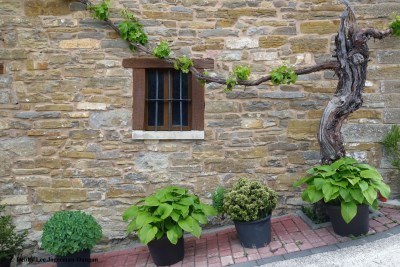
318;1;391;164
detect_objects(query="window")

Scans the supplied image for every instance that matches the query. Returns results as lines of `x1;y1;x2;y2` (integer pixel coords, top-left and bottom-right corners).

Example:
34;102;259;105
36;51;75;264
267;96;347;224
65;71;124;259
123;58;213;140
0;63;3;74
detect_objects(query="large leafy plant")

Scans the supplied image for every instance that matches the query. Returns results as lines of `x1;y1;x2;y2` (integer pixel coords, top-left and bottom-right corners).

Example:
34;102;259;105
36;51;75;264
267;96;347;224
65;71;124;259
122;186;216;245
0;205;27;261
223;178;277;222
41;211;102;256
294;157;390;223
382;125;400;170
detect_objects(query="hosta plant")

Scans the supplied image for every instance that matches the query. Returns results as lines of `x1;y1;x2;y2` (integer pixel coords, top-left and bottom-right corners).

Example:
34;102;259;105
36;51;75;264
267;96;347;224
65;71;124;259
0;205;27;262
223;178;277;222
122;186;216;245
294;157;391;223
41;211;102;256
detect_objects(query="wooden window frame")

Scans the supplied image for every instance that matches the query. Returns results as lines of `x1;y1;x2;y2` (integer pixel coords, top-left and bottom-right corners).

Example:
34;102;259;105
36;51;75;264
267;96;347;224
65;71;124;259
122;58;213;132
144;69;192;131
0;63;4;74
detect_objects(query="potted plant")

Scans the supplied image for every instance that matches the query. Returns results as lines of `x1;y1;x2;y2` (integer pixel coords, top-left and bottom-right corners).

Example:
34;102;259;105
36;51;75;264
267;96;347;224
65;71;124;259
41;210;102;267
122;186;216;266
294;156;391;236
0;205;27;267
223;178;277;248
382;125;400;171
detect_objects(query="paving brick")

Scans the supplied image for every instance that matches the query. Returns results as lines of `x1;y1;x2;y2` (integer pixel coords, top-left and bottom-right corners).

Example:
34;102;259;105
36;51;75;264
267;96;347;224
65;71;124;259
284;243;300;253
234;257;249;264
220;255;234;266
273;247;287;256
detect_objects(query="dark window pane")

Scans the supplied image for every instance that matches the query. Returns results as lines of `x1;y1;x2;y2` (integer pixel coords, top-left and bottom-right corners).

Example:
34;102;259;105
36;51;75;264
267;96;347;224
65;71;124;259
172;70;189;127
172;102;189;126
147;69;164;100
172;70;189;100
147;69;164;127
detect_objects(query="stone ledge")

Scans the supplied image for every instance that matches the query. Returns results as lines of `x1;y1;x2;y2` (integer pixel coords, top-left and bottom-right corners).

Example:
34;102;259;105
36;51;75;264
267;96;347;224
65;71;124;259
132;130;205;140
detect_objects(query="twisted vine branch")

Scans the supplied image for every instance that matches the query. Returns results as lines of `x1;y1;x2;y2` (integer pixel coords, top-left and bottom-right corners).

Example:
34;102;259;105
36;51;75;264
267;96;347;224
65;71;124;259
76;0;339;86
75;0;394;163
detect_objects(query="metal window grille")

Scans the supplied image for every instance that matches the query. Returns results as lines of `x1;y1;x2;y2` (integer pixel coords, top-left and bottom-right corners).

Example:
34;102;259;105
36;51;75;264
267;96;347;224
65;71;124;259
145;69;191;131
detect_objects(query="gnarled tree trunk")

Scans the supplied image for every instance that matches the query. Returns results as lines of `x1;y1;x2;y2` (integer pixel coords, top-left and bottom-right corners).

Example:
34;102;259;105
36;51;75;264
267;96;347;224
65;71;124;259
318;1;392;164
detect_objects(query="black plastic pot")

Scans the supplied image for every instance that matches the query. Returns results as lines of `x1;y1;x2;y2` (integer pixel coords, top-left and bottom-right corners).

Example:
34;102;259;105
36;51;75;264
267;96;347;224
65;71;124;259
326;204;369;237
147;236;184;266
55;249;91;267
0;258;12;267
234;215;272;248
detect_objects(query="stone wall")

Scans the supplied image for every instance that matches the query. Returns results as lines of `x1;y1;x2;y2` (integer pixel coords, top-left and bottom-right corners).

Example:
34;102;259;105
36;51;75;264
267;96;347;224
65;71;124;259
0;0;399;255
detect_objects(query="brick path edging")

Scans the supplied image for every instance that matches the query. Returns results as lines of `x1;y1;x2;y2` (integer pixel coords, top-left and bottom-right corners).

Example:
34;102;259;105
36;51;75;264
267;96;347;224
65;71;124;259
232;225;400;267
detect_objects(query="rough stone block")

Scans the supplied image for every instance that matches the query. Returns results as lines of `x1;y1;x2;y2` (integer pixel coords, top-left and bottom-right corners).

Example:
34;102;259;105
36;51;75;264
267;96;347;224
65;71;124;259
205;101;239;113
287;120;319;140
300;20;339;34
289;36;329;53
0;137;37;156
259;35;288;48
343;124;390;142
37;188;87;203
384;109;400;123
89;109;131;129
226;38;259;49
24;0;74;16
60;39;101;49
0;195;29;205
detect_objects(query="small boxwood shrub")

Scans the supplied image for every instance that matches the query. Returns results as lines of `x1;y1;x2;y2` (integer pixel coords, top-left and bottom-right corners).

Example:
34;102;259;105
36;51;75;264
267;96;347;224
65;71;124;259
223;178;277;222
41;211;102;256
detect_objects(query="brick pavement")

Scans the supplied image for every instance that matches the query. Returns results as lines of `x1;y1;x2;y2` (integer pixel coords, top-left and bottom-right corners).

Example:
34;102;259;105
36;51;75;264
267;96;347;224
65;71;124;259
38;205;400;267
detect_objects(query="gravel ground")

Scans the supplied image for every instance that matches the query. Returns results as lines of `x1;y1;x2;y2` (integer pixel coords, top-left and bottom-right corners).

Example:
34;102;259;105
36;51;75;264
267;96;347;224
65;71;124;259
263;233;400;267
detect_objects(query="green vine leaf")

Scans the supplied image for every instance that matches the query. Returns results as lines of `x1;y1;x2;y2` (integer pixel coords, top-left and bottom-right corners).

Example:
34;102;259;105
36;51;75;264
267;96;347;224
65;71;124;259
389;13;400;37
233;65;251;81
270;65;297;85
174;55;193;74
224;76;237;93
153;41;171;59
118;9;148;46
89;0;110;21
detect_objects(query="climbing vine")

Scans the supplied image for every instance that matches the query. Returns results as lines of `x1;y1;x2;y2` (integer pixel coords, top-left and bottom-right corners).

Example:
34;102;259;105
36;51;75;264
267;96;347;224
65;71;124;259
174;55;194;74
270;65;297;85
153;41;171;59
118;10;148;47
81;0;329;89
89;0;110;21
389;14;400;37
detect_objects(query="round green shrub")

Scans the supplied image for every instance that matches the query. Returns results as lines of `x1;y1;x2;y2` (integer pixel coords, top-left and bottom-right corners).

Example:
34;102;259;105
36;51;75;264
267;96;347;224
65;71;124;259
223;178;277;222
41;211;102;256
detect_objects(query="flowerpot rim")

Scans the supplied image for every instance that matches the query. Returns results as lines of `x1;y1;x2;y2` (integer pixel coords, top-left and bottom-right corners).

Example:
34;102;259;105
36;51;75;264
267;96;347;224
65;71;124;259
325;203;369;208
233;214;272;225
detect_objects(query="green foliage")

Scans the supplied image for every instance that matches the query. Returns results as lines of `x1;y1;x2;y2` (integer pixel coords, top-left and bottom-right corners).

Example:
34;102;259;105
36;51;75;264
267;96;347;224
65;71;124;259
41;211;102;256
223;178;278;222
224;76;237;93
301;206;329;224
174;55;193;74
293;157;391;223
382;125;400;170
153;41;171;59
198;70;209;85
212;186;226;214
270;65;297;85
122;186;216;245
389;14;400;37
0;205;27;261
233;65;251;81
89;0;110;21
118;9;148;46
